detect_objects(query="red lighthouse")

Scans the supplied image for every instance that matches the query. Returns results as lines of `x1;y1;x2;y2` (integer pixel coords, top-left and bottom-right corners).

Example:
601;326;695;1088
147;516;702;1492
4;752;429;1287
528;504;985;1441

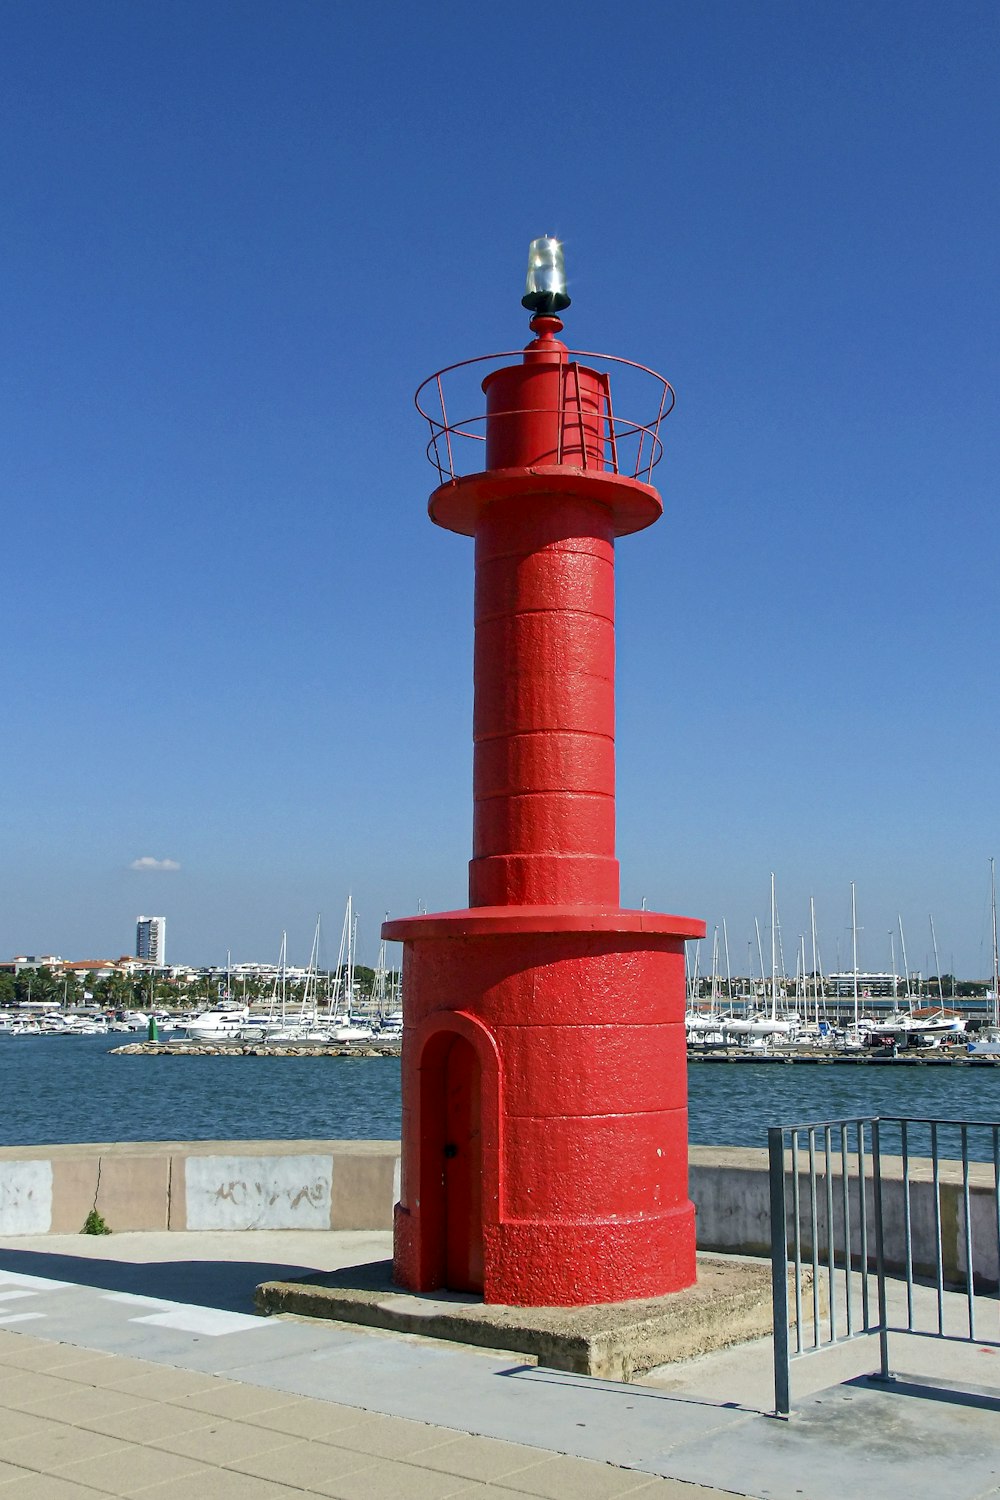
384;240;704;1307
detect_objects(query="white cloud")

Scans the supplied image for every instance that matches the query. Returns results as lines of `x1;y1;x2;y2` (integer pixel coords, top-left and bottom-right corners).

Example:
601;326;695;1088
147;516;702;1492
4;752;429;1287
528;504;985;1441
129;856;181;872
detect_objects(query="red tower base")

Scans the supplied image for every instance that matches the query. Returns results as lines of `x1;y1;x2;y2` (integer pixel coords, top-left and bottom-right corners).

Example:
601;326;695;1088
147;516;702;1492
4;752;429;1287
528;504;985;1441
383;905;702;1307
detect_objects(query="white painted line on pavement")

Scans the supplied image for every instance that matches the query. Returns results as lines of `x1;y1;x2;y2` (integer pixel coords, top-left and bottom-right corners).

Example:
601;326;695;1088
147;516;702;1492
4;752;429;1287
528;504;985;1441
0;1272;71;1290
131;1306;275;1337
100;1291;276;1337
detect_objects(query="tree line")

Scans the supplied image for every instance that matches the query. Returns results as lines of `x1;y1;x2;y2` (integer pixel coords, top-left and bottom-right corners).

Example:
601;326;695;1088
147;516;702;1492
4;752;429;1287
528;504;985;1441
0;965;392;1011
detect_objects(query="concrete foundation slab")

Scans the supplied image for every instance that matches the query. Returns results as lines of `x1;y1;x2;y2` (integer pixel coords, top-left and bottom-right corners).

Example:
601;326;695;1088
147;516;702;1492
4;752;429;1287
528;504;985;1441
255;1252;777;1379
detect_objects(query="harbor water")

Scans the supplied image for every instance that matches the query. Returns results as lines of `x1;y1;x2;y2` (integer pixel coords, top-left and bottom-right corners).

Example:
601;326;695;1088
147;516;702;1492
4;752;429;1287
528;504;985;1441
2;1035;999;1154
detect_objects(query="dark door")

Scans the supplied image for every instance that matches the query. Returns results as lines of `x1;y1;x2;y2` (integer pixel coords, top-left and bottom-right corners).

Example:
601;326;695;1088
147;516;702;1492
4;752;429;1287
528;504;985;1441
443;1034;484;1292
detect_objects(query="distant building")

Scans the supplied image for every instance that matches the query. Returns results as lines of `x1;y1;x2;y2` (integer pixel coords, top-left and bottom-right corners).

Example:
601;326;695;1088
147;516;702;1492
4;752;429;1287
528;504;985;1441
10;955;64;974
136;916;166;968
827;971;899;998
63;959;117;983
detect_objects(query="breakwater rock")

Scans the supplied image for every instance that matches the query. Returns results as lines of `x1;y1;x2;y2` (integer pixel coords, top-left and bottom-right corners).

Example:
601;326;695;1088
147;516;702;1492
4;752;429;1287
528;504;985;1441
111;1041;402;1059
686;1045;996;1065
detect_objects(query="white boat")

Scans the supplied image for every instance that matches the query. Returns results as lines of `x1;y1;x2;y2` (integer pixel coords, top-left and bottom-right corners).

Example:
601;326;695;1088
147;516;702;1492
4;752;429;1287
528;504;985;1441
59;1015;108;1035
866;910;967;1047
722;1013;800;1039
180;1003;251;1041
874;1008;967;1042
329;1021;374;1043
857;1007;966;1053
685;1008;725;1034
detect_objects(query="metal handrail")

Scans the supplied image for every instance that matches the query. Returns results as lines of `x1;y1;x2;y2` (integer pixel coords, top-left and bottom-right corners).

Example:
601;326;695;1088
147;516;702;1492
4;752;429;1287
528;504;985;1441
769;1114;1000;1417
420;406;666;487
415;346;675;487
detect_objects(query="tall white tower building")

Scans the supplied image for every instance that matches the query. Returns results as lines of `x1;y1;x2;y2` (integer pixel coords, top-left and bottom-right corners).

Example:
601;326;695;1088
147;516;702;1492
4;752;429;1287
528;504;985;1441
136;915;166;967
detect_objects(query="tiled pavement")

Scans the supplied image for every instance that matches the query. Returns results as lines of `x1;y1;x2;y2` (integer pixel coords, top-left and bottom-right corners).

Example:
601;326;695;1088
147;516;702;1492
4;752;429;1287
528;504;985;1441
0;1235;998;1500
0;1328;726;1499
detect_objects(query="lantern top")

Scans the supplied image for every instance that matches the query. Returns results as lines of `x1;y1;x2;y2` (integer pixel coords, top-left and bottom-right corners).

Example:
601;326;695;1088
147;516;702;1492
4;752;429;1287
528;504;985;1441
521;235;571;316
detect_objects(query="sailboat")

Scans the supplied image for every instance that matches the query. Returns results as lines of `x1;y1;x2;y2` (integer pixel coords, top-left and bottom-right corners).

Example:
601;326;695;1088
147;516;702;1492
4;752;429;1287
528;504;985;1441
723;877;800;1041
268;918;332;1042
377;919;404;1036
371;920;402;1034
868;911;967;1048
902;915;966;1041
833;882;881;1048
685;927;726;1043
328;895;374;1043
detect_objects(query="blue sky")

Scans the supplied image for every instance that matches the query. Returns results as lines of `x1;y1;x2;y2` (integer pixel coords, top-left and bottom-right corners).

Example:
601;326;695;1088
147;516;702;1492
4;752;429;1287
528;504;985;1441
3;1;998;977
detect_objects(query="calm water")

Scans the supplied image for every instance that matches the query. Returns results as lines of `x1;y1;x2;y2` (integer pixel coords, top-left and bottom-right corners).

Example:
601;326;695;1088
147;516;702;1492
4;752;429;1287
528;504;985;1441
1;1037;999;1152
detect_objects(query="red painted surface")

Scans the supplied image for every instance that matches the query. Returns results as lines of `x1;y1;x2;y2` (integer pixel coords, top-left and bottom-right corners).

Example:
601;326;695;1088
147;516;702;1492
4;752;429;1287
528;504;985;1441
386;312;704;1307
472;493;617;908
482;318;606;472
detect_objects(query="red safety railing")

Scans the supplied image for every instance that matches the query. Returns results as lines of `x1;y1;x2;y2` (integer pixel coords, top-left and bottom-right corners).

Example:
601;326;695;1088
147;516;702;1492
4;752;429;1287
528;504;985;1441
415;348;675;487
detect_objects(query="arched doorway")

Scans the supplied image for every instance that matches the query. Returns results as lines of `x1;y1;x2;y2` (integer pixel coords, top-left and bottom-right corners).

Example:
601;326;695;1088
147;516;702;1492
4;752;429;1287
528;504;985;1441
419;1030;484;1293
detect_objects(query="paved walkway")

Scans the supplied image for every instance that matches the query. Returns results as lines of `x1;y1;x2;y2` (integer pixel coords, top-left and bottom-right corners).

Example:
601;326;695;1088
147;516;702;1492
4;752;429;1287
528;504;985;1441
0;1327;724;1499
0;1232;996;1500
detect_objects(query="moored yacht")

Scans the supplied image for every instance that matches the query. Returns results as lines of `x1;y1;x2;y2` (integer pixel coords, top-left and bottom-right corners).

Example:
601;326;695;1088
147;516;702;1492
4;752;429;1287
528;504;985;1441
178;1003;250;1041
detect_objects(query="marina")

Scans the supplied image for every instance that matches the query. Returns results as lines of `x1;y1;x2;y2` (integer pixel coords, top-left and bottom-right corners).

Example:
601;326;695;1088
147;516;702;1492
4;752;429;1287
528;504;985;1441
106;1035;999;1065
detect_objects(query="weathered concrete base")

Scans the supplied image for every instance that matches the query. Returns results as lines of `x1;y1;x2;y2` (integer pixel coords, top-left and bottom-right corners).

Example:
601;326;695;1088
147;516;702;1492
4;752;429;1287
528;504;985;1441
255;1252;776;1379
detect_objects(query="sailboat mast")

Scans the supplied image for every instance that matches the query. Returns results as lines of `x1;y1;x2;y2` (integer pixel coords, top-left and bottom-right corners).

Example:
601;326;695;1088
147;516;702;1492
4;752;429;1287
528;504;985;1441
889;930;898;1004
722;919;733;1014
302;915;321;1022
992;858;999;1029
690;941;701;1004
754;917;766;1010
378;940;387;1015
709;926;719;1010
897;916;912;1009
810;896;820;1026
332;897;351;1018
770;873;778;1022
348;903;357;1016
929;914;944;1005
851;881;859;1029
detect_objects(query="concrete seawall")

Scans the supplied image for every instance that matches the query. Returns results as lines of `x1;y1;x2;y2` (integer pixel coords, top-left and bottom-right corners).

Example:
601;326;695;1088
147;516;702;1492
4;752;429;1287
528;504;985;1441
0;1140;995;1286
0;1140;400;1237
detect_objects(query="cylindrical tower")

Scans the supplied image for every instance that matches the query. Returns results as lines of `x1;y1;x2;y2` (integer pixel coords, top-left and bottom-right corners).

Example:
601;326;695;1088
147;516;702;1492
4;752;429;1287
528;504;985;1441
385;242;703;1306
471;320;619;909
